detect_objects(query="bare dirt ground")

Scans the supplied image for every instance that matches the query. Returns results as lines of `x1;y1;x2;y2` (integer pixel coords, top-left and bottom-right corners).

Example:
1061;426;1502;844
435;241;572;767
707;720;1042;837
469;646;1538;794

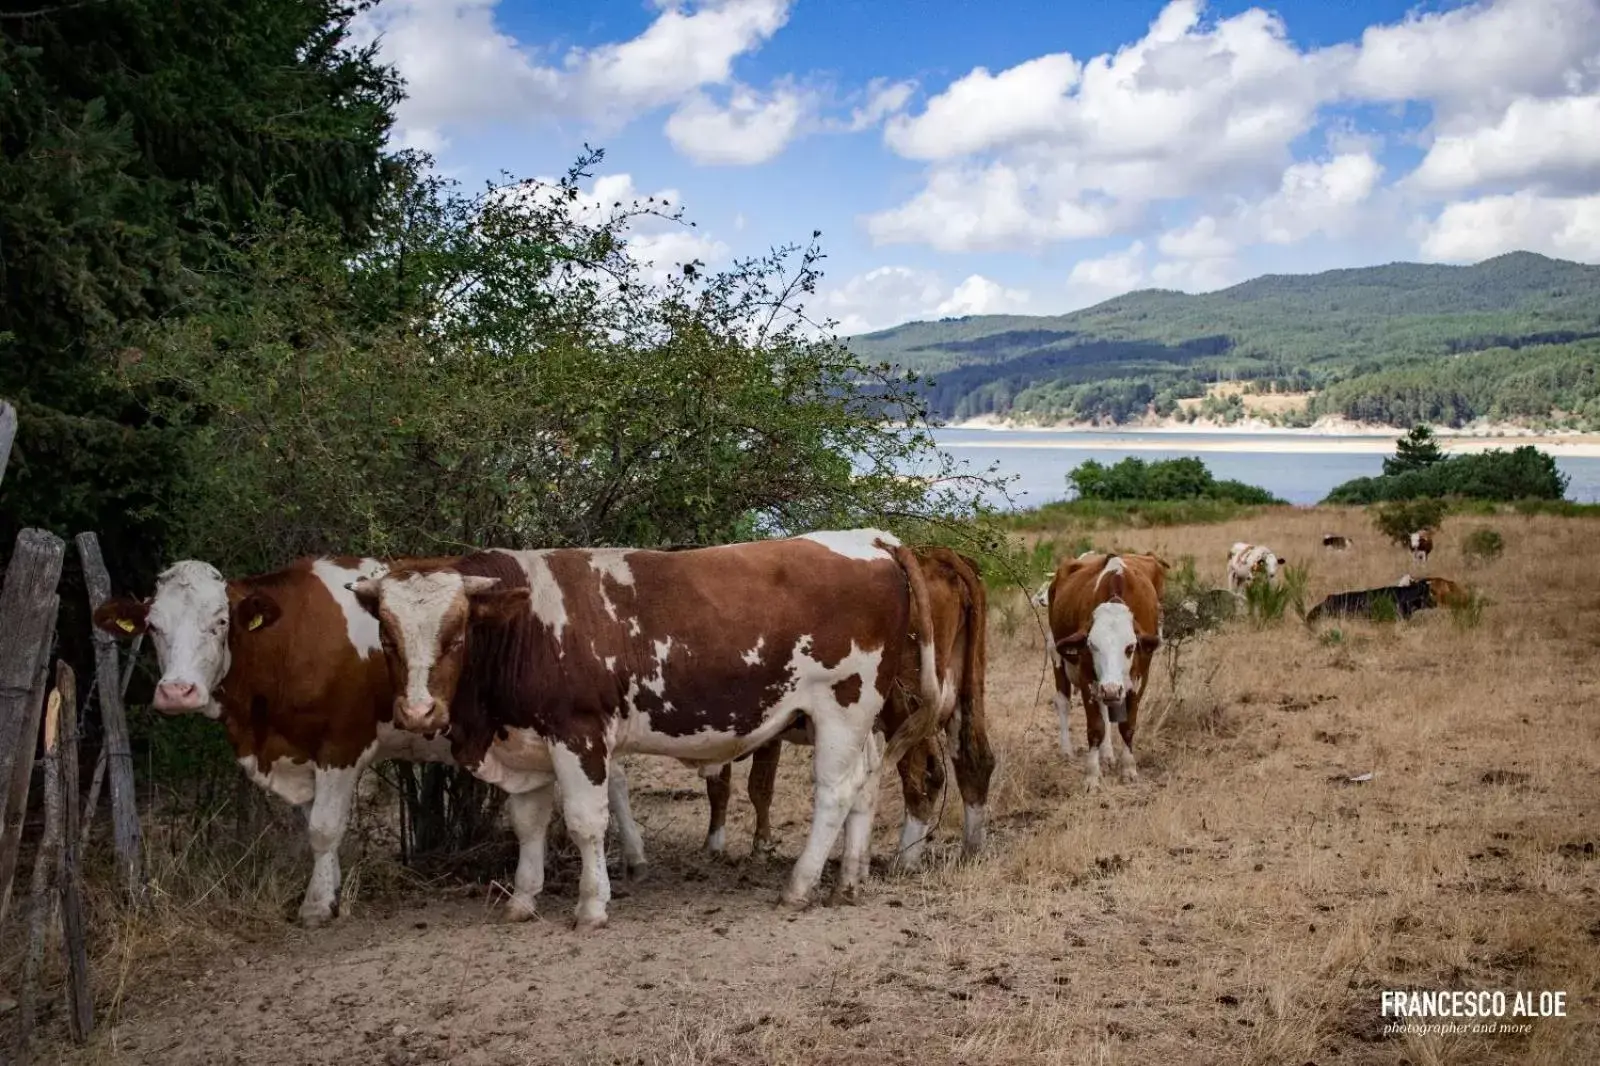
13;507;1600;1065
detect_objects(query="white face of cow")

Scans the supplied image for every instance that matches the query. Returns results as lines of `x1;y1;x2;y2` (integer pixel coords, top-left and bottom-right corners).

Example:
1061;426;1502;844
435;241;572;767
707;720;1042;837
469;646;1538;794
351;571;524;733
1084;602;1139;707
92;561;233;716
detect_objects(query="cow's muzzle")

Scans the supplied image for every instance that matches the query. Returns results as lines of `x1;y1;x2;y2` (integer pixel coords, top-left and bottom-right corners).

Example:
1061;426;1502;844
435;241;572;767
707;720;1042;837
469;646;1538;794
153;680;208;714
395;696;447;733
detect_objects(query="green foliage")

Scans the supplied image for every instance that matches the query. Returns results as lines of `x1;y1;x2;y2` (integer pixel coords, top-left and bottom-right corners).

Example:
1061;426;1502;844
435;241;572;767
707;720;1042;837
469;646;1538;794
1327;446;1570;504
1462;528;1505;562
847;253;1600;428
1243;570;1292;626
1384;424;1445;476
1068;456;1283;505
130;151;999;575
1160;557;1237;642
1370;499;1448;547
1368;593;1400;624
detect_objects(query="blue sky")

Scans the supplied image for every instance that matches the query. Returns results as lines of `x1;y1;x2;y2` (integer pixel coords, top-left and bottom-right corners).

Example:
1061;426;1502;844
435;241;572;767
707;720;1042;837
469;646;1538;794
354;0;1600;334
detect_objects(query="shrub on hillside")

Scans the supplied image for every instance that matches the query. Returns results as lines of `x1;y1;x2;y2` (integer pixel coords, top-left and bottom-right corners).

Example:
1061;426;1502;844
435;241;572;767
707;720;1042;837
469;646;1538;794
1068;456;1282;505
1371;499;1447;547
1324;446;1568;503
1462;527;1505;562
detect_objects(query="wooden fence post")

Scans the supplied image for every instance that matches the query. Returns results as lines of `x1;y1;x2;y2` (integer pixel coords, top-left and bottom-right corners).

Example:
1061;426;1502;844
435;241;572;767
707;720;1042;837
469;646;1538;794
0;528;66;928
75;532;144;901
15;682;65;1064
57;661;94;1043
0;399;15;488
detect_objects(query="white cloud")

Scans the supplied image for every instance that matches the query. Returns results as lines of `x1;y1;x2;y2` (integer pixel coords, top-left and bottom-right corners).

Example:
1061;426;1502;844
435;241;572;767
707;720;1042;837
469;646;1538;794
846;79;917;132
1065;243;1150;307
1064;240;1238;310
1346;0;1600;121
1407;93;1600;196
665;83;808;165
866;1;1352;252
1419;192;1600;262
1253;152;1383;244
816;267;1031;335
355;0;792;153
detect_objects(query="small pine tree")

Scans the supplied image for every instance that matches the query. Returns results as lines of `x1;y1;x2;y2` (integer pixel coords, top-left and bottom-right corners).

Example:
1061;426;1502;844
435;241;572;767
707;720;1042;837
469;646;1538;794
1384;424;1445;476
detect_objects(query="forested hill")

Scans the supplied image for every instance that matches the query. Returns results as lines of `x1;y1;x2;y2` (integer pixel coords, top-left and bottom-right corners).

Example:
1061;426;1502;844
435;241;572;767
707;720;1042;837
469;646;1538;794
846;252;1600;429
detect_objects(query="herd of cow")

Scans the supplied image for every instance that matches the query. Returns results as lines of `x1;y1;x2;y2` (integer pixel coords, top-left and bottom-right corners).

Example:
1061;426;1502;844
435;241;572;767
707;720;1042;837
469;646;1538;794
86;525;1465;934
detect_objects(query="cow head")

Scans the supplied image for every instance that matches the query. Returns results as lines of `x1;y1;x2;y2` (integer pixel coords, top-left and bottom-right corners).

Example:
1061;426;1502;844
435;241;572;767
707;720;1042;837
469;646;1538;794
91;560;282;716
350;570;528;732
1056;601;1160;723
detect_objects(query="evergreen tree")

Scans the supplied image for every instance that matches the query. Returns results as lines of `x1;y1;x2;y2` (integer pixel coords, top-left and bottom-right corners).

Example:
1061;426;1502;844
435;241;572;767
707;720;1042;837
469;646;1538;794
1383;423;1445;476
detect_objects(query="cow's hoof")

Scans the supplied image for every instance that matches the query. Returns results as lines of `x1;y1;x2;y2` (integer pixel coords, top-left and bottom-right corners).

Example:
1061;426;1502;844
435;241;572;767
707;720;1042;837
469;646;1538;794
775;893;811;914
1084;776;1103;794
750;838;780;861
298;909;333;929
505;896;539;923
624;860;649;883
572;909;609;933
829;884;862;907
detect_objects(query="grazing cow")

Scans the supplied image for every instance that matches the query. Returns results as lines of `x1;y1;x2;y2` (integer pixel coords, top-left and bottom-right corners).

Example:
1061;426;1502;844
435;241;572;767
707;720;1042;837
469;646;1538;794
1045;552;1166;789
350;530;943;930
91;556;650;926
1226;542;1284;594
1409;529;1434;567
699;546;994;872
1305;577;1465;622
1322;534;1351;550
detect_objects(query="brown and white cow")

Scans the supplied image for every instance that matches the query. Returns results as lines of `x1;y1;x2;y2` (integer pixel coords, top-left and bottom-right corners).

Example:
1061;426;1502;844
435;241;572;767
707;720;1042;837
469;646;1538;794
350;529;943;931
1044;552;1166;789
1409;529;1434;567
1226;542;1284;595
698;546;994;872
91;556;651;926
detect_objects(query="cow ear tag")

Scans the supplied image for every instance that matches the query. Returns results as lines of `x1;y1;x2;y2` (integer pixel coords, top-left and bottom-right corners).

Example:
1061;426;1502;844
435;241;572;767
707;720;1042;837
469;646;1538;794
116;618;136;633
247;614;265;631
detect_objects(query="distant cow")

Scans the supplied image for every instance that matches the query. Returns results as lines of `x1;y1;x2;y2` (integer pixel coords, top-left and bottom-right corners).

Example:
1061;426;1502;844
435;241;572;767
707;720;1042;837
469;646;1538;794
1227;542;1284;594
1322;534;1351;550
93;556;651;927
1409;529;1434;567
351;530;944;930
1045;552;1166;789
701;547;993;871
1305;577;1466;622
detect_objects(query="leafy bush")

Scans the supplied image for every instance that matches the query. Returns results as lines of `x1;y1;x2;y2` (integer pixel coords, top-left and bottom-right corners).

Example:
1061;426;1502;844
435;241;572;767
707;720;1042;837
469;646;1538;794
1369;593;1400;624
1067;456;1283;505
1243;570;1292;626
1325;446;1569;503
1462;528;1505;562
1371;499;1447;547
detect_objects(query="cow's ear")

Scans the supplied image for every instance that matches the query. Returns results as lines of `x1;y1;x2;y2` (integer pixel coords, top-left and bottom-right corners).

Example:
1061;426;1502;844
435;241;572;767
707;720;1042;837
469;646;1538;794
233;591;283;634
93;597;149;637
468;586;529;624
348;577;381;618
1055;631;1088;653
1137;633;1162;653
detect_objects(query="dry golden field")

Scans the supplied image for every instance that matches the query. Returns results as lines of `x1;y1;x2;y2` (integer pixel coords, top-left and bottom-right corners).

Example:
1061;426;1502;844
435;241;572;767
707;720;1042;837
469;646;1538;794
10;507;1600;1065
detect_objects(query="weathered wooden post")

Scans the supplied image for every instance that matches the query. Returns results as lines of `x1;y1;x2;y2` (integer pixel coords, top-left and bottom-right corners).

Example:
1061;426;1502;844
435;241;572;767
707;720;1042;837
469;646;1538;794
0;400;15;488
57;661;94;1043
15;682;66;1063
75;532;144;901
0;528;66;928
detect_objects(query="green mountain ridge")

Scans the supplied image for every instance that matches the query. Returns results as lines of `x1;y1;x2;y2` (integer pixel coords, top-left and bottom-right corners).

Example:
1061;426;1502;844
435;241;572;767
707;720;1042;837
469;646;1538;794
846;252;1600;429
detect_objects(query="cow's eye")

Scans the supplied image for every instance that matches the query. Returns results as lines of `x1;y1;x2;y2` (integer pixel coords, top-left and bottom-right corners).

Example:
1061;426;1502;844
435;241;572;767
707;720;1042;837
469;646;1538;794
1124;643;1135;657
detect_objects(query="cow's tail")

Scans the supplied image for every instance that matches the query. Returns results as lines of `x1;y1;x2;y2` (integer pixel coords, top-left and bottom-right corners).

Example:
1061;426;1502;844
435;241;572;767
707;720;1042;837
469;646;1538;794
948;551;994;816
881;544;944;775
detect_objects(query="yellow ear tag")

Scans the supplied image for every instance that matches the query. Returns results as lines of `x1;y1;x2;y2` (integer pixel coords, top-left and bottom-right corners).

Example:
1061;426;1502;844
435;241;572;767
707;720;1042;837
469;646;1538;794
116;618;136;633
246;614;264;631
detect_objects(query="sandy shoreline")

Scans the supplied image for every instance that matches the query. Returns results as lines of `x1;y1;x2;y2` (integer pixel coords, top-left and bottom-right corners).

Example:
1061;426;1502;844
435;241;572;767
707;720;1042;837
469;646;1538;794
939;417;1600;458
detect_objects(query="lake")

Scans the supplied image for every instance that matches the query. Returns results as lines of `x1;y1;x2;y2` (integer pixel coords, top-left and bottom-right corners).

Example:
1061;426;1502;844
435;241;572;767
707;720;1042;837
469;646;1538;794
924;428;1600;508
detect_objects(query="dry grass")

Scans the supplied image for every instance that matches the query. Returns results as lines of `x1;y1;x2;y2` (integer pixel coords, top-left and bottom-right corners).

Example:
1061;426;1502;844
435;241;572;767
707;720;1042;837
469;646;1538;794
12;508;1600;1065
1177;382;1313;417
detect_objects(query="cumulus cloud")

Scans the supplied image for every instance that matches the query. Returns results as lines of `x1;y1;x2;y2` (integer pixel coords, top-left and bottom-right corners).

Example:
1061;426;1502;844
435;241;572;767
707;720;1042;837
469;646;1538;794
815;267;1031;335
1419;192;1600;263
354;0;794;154
1407;94;1600;196
1064;240;1238;310
845;78;917;132
665;83;809;165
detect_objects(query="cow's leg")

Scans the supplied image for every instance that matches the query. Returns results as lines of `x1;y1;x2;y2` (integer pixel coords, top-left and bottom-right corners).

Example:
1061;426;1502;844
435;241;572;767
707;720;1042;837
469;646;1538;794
551;744;613;932
1051;653;1075;757
893;738;936;872
606;761;648;880
950;707;995;859
780;715;878;911
505;782;556;922
748;741;782;856
835;729;884;903
1081;687;1107;791
702;763;732;856
298;758;368;927
1117;699;1141;784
